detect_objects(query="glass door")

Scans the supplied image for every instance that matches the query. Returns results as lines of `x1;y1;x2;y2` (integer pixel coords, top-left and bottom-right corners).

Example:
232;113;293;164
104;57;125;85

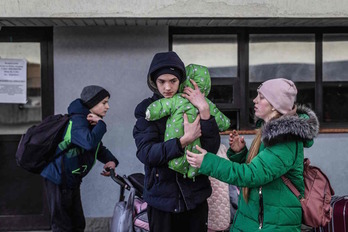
0;27;53;231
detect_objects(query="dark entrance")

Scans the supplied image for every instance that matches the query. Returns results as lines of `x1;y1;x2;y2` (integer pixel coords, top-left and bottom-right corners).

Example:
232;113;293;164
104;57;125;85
0;27;53;231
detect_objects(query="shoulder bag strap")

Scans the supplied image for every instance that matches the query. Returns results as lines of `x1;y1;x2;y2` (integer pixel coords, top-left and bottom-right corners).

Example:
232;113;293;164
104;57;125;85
281;142;302;199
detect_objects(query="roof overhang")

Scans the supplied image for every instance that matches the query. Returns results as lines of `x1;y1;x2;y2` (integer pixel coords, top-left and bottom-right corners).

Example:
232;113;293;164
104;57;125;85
2;17;348;27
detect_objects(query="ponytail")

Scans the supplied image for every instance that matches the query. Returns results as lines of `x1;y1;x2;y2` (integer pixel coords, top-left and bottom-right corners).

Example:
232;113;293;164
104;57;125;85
242;113;281;203
242;129;262;203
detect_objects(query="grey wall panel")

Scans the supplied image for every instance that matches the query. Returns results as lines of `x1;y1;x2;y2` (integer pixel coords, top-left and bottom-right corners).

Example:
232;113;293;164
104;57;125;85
54;26;168;217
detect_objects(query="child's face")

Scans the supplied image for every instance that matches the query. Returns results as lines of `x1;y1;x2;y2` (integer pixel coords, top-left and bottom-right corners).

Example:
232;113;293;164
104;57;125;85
156;74;180;98
90;96;110;117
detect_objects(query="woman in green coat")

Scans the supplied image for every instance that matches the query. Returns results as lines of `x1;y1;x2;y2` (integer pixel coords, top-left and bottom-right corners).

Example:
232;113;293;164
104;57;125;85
186;78;319;232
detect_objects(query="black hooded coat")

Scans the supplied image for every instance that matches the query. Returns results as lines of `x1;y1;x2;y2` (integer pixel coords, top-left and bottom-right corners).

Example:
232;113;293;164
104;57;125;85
133;52;221;212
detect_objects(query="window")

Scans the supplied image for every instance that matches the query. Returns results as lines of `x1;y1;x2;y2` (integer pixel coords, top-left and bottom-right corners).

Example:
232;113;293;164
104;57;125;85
172;31;239;129
323;34;348;123
0;42;42;134
249;34;316;124
173;34;238;78
171;28;348;130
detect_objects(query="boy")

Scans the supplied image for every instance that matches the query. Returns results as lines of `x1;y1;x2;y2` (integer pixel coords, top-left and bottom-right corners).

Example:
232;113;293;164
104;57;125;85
133;51;220;232
145;64;230;179
41;85;118;232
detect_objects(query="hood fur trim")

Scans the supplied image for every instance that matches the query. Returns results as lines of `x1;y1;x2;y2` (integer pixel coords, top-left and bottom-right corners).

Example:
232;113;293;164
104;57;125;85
262;105;319;147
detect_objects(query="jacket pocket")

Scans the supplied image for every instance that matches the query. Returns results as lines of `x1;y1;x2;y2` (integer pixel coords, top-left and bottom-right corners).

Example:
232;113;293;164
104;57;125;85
146;167;157;190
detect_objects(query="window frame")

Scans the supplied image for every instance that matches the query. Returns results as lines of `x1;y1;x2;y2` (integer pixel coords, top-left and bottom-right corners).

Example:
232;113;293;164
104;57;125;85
170;27;348;131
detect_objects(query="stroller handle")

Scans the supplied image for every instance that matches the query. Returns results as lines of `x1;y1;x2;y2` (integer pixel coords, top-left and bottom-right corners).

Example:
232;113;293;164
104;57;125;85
105;167;131;191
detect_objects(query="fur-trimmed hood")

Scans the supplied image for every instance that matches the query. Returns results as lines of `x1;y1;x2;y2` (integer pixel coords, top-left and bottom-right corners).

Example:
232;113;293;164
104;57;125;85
262;105;319;147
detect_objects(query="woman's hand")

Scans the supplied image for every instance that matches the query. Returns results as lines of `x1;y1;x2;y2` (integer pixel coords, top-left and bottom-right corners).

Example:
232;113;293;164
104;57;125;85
229;130;246;153
186;145;207;168
182;79;210;120
180;113;201;148
101;161;116;176
87;113;102;126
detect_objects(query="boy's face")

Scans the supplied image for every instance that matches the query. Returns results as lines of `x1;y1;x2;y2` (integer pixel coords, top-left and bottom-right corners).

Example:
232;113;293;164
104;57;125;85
90;96;110;117
155;74;179;98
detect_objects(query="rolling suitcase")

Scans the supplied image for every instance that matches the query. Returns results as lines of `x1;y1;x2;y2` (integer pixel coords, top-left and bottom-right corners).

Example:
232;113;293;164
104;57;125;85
315;195;348;232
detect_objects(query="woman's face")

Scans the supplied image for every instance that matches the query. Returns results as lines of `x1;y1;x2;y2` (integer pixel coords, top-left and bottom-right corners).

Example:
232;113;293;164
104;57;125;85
156;74;180;98
253;93;274;122
90;96;110;117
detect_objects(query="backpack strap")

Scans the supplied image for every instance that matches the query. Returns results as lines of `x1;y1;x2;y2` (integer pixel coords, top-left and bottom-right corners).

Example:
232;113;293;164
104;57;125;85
60;144;74;190
281;142;303;200
54;143;74;160
56;115;74;189
281;176;302;199
51;117;74;173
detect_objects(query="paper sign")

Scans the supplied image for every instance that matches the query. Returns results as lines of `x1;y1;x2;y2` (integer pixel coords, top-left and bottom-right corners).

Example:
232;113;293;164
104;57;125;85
0;59;27;103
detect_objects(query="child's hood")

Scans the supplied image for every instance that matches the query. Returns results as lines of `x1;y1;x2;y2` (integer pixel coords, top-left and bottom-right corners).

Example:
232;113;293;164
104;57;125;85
68;99;90;115
179;64;211;96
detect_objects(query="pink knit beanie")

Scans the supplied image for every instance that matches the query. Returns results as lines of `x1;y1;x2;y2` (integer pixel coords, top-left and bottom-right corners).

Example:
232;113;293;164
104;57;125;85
257;78;297;115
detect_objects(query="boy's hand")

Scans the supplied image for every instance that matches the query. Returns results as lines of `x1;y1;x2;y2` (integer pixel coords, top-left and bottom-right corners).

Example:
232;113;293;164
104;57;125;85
101;161;116;176
87;113;102;125
180;113;201;148
182;79;210;120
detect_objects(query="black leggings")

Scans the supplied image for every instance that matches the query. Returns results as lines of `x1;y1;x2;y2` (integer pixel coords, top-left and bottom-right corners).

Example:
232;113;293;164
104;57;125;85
147;200;208;232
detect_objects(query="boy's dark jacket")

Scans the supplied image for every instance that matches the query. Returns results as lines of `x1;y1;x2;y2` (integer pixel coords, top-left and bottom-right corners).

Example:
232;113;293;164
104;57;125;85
133;51;221;212
41;99;118;188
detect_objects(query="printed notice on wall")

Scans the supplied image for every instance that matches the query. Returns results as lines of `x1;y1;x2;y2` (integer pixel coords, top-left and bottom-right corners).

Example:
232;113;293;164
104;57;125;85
0;59;27;103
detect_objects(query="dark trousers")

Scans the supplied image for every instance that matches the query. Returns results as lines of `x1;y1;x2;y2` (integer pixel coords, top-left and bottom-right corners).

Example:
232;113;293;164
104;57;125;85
147;200;208;232
44;179;85;232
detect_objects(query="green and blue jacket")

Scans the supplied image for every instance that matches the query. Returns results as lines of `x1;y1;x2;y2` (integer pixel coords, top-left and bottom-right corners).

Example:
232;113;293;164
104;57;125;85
41;99;118;188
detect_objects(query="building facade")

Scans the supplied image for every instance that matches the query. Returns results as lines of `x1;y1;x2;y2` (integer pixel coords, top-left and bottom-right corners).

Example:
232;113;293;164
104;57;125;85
1;1;348;230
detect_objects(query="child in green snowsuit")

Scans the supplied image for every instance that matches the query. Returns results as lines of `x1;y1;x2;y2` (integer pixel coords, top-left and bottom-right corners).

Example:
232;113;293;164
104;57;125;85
145;64;230;179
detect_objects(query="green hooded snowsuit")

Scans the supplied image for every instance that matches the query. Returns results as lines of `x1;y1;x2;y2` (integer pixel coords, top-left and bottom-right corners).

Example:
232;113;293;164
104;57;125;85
145;64;230;179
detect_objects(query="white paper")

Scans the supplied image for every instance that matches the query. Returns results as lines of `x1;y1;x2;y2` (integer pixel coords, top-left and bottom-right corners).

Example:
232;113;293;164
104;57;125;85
0;59;27;103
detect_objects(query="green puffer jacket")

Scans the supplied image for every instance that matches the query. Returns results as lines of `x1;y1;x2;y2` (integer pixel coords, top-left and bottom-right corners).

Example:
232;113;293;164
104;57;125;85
199;105;319;232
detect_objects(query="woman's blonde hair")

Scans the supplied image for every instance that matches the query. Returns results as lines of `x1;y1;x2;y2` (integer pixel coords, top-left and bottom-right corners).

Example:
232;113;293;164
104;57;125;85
242;113;281;203
242;129;262;203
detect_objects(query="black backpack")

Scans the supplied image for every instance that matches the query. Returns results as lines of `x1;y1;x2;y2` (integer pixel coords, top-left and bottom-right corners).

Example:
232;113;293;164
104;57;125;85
15;114;71;174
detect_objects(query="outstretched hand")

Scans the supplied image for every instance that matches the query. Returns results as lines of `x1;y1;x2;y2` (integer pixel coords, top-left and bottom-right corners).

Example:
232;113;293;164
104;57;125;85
229;130;246;153
182;79;210;120
186;145;207;168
